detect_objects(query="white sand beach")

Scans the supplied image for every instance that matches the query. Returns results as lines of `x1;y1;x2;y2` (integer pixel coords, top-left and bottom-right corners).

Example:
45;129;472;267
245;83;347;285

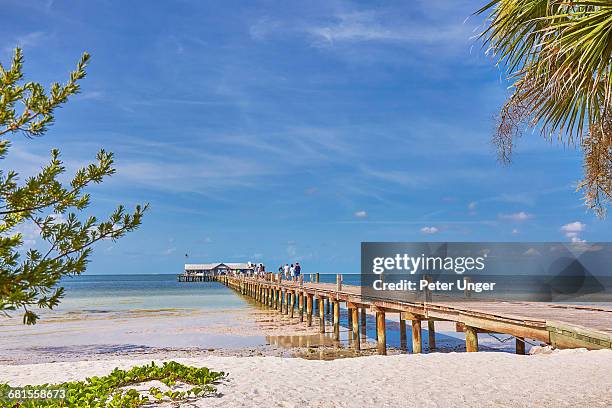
2;348;611;407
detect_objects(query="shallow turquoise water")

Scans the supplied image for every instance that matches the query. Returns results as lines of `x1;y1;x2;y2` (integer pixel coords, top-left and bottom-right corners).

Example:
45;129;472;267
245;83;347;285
55;274;251;312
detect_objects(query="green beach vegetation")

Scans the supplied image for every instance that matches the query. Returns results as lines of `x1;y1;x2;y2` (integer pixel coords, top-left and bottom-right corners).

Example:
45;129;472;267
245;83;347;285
478;0;612;216
0;361;225;407
0;48;147;325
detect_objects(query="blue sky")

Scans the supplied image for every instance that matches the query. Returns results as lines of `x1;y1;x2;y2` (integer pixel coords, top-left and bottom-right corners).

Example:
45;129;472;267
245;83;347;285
2;0;610;274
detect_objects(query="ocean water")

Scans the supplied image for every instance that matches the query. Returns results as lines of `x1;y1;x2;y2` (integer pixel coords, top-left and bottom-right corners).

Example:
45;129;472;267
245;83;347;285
0;274;535;361
54;273;250;312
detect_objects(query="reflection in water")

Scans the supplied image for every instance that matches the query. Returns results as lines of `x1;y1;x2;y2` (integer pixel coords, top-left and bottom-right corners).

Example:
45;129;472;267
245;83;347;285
266;333;373;360
266;333;338;348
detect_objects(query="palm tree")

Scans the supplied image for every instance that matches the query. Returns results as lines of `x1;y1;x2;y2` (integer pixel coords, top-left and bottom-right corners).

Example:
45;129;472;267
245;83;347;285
477;0;612;217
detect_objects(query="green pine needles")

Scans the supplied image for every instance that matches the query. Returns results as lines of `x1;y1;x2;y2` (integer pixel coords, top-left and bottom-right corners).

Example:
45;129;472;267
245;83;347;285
0;48;148;324
0;361;226;407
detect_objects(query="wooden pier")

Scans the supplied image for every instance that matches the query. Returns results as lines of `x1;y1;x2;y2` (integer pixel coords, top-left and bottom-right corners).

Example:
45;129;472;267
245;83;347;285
207;273;612;355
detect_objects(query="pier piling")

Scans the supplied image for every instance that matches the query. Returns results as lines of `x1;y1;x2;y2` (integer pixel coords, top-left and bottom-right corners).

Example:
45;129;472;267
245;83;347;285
351;306;360;350
375;310;386;355
516;337;525;355
428;320;436;351
333;300;340;341
360;308;367;340
399;316;407;351
465;326;479;352
319;297;325;333
307;294;313;327
412;320;422;354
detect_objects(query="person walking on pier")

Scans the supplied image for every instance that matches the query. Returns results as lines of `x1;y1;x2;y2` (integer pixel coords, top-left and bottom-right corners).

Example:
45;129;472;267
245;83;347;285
283;263;290;279
294;262;301;281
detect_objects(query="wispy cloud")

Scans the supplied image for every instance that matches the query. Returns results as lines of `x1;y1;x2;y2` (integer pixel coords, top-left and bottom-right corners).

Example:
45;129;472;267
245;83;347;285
305;11;470;47
4;31;47;53
353;210;367;218
499;211;532;222
359;167;426;187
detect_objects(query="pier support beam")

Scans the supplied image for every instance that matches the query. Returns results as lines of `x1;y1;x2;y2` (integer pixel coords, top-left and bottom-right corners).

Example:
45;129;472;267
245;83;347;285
412;320;422;354
298;292;304;322
307;294;313;327
283;290;288;315
465;326;479;352
428;320;436;351
333;300;340;341
319;297;325;333
516;337;525;355
289;291;294;318
376;310;386;355
351;306;360;351
360;308;367;340
399;316;407;351
286;291;291;315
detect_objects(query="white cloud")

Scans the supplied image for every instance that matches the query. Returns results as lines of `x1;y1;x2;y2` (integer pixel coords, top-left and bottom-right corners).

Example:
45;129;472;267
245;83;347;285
420;226;439;234
561;221;586;233
561;221;587;243
305;11;469;47
499;211;532;222
79;91;104;101
15;31;46;48
468;201;477;210
512;228;519;235
13;221;38;246
360;167;425;187
353;210;367;218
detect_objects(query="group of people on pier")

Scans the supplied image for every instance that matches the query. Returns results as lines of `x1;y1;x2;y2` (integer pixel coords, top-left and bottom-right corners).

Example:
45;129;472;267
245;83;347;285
278;262;301;281
250;261;302;281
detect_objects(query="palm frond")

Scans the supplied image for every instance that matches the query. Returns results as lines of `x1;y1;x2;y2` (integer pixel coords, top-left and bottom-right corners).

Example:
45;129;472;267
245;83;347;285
478;0;612;216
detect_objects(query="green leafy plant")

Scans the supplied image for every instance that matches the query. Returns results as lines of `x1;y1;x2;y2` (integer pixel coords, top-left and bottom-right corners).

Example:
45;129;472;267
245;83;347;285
477;0;612;216
0;48;148;324
0;361;226;407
